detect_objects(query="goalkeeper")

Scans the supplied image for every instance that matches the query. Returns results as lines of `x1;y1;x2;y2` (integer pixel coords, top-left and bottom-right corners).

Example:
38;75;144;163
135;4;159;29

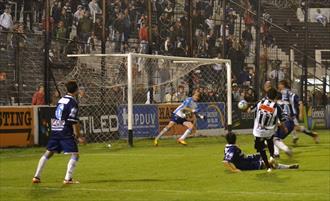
154;90;205;146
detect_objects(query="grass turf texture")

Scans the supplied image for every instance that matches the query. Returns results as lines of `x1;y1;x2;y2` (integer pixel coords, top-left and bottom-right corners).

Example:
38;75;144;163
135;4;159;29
0;131;329;201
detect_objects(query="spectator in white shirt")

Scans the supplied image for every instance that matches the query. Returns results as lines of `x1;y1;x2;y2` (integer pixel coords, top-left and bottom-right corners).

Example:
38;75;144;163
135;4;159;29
0;6;13;31
315;9;328;27
89;0;102;18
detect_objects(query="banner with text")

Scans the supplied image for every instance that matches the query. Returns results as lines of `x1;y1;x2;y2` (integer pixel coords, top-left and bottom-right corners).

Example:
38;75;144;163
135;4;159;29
118;104;159;137
196;102;225;130
0;107;35;147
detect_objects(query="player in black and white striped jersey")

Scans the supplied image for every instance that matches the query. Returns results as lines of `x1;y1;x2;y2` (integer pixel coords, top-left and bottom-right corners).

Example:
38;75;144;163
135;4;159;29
248;88;287;172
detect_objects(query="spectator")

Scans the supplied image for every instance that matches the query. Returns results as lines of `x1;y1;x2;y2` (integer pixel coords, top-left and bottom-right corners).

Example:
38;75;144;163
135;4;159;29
164;36;173;54
123;9;131;43
55;21;67;55
242;28;253;56
315;9;328;27
0;6;13;31
173;85;186;102
23;0;34;32
51;1;62;25
139;22;148;53
32;84;45;105
89;0;102;21
77;11;93;53
51;90;61;106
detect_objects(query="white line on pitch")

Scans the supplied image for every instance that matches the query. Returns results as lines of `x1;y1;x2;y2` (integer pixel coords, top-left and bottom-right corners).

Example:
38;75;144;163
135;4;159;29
0;186;328;196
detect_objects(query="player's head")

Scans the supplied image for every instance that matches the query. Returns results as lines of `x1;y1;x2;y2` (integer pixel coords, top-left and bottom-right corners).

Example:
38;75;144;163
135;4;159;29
65;80;79;96
263;81;272;92
278;80;290;90
225;132;237;144
192;90;200;101
267;88;278;100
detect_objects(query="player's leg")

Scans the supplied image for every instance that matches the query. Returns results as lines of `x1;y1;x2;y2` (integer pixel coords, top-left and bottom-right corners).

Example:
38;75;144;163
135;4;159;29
254;137;271;171
154;121;176;146
177;121;193;145
295;125;319;143
274;138;292;157
276;163;299;169
266;136;275;158
293;117;319;143
61;138;80;184
33;137;62;183
64;153;80;184
32;150;54;183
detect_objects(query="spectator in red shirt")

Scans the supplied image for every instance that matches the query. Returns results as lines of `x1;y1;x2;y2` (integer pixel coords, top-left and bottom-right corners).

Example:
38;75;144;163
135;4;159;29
32;84;45;105
139;23;149;54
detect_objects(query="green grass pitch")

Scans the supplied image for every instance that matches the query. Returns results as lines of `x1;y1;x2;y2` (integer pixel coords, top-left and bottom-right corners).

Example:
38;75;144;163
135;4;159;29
0;130;329;201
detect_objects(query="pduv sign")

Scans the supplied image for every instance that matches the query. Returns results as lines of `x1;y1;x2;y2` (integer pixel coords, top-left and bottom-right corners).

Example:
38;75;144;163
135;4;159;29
118;104;159;137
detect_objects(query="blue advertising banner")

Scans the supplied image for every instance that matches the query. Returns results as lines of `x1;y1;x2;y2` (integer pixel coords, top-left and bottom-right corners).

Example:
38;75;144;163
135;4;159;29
118;104;159;137
196;102;225;130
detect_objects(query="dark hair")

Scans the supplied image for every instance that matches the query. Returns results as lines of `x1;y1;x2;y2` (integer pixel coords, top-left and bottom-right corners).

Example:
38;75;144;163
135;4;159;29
267;88;278;100
225;132;237;144
279;80;290;89
276;92;282;100
65;80;78;93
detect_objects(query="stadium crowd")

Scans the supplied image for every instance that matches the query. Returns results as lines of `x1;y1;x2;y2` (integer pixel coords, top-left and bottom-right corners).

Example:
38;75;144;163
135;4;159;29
0;0;306;105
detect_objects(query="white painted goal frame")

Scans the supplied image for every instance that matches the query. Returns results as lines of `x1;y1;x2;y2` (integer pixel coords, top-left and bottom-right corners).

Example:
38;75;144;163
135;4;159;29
67;53;232;146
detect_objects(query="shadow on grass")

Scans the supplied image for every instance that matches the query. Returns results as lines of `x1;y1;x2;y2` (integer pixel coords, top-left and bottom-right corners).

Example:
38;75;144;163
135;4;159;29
255;172;290;183
85;178;186;184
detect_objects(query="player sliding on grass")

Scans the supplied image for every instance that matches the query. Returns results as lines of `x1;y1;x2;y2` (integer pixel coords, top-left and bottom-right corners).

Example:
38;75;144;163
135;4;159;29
277;80;319;144
32;80;85;184
223;132;299;172
154;90;204;146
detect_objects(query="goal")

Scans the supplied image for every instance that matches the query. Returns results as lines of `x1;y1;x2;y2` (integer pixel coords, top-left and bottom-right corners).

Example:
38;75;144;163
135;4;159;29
64;53;232;146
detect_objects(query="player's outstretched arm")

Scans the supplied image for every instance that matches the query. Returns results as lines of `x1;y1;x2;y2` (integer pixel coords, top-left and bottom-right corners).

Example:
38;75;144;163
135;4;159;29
223;161;241;173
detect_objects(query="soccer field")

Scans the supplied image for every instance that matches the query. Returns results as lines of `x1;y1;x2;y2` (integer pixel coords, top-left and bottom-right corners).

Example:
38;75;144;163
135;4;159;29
0;131;329;201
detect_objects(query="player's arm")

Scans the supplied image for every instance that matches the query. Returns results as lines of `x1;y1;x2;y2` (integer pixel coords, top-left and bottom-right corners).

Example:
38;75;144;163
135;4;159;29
69;106;86;144
246;102;258;113
298;101;304;121
276;105;288;133
222;161;241;173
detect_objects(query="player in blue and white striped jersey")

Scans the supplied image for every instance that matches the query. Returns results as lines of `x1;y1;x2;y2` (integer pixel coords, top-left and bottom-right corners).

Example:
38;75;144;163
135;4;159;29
278;80;319;144
154;90;205;146
274;93;295;158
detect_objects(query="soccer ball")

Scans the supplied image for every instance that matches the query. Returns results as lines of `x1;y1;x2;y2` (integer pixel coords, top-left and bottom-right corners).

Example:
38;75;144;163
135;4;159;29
237;100;248;110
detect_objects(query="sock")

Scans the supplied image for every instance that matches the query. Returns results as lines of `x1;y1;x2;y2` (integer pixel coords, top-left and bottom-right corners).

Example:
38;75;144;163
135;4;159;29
274;145;280;156
274;140;290;153
266;138;275;158
276;163;291;169
155;127;169;141
259;150;271;169
64;155;79;181
301;126;314;137
34;155;48;178
179;128;192;140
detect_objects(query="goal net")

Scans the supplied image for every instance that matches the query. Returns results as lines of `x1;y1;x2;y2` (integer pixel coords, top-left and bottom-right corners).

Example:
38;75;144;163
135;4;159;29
62;53;232;145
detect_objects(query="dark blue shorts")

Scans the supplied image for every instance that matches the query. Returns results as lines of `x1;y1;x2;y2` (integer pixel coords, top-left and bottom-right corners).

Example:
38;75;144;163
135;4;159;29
170;113;187;125
235;155;263;170
47;137;78;153
275;119;295;140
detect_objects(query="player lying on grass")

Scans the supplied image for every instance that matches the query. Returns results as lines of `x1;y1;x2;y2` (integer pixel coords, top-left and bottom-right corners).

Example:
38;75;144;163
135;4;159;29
223;132;299;173
277;80;319;144
247;88;287;172
32;80;85;184
154;90;205;146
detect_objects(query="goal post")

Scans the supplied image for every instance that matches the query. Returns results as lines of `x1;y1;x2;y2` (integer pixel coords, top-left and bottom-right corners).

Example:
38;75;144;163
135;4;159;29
67;53;232;146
